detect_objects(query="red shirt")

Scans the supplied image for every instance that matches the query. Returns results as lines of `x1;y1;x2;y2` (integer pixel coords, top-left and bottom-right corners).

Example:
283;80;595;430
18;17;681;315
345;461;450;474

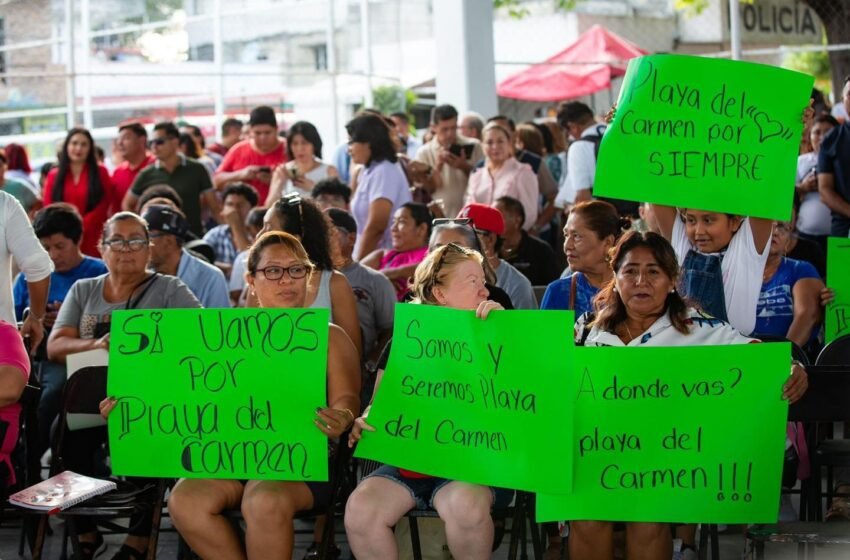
110;153;155;214
44;165;114;257
216;139;287;202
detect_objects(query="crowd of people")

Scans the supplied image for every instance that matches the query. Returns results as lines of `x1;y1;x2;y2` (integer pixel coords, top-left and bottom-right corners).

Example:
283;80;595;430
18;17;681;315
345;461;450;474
0;80;847;560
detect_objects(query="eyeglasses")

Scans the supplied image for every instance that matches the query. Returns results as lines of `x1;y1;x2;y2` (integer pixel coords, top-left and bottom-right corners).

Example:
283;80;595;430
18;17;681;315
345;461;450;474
254;264;309;281
148;138;169;147
103;238;148;252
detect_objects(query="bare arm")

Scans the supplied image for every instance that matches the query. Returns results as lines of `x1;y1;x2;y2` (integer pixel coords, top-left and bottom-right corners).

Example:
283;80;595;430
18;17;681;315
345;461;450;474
318;325;361;439
121;191;140;212
47;326;108;363
819;172;850;219
22;276;49;352
0;366;26;408
381;263;419;282
650;204;678;241
329;272;363;357
749;217;774;256
214;167;253;191
359;249;384;270
787;277;825;348
353;198;393;261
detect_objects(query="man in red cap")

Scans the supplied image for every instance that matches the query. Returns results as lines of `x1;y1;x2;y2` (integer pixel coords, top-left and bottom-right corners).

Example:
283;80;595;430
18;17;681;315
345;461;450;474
457;203;537;309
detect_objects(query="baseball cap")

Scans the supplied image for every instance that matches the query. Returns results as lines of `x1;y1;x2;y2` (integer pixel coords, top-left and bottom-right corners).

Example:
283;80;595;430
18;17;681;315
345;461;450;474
326;208;357;234
456;203;505;236
142;204;191;240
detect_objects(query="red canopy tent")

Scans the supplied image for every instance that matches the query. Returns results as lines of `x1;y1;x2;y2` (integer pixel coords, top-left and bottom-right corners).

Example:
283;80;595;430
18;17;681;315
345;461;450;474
497;25;648;102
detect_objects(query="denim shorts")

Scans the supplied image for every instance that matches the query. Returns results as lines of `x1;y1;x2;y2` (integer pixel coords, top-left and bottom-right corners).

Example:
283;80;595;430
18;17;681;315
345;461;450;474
366;465;515;511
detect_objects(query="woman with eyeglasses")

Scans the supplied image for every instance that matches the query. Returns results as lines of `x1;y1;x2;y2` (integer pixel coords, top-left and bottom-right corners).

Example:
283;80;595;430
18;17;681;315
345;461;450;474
261;195;363;356
47;212;199;560
43;127;116;257
345;242;511;560
167;231;360;560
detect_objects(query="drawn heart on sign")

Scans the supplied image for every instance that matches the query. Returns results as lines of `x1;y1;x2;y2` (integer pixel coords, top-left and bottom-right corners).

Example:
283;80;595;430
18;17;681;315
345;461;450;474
753;111;785;143
150;311;163;324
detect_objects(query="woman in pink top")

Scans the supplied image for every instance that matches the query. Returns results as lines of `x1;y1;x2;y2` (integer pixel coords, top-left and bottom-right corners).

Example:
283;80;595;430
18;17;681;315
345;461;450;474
0;320;29;489
361;202;432;301
467;123;538;230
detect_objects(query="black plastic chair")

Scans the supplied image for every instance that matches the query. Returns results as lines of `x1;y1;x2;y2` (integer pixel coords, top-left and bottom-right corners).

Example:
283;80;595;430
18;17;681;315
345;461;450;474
747;365;850;556
816;334;850;367
27;365;167;560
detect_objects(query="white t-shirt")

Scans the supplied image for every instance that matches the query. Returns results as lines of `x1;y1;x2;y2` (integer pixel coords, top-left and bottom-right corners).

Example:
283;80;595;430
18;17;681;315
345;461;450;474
671;216;769;336
795;152;832;236
576;307;755;347
556;123;606;207
0;191;53;325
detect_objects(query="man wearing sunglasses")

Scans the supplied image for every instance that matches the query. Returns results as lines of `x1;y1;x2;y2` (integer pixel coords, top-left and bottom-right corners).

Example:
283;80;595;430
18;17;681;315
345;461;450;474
122;121;217;237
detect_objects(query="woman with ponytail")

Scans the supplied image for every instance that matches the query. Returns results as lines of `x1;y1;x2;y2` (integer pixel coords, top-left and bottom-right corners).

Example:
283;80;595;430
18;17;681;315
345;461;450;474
44;128;114;256
541;200;630;316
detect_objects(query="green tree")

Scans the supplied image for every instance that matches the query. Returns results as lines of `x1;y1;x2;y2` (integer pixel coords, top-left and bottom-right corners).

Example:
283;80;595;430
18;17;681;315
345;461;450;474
371;85;417;117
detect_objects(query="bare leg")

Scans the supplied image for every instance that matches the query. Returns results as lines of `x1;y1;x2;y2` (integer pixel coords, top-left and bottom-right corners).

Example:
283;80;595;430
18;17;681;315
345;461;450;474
169;478;246;560
626;522;671;560
344;477;416;560
432;482;493;560
241;480;314;560
569;521;614;560
675;524;697;550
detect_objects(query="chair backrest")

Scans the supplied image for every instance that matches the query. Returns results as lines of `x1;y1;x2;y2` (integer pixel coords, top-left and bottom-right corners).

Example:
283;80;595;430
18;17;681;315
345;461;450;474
788;365;850;422
816;335;850;366
751;334;810;365
532;286;547;307
64;366;107;414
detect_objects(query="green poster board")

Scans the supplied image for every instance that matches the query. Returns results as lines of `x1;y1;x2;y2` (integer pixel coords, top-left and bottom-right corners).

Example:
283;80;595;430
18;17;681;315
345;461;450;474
593;54;813;221
355;304;573;493
537;344;790;523
826;237;850;343
107;308;330;481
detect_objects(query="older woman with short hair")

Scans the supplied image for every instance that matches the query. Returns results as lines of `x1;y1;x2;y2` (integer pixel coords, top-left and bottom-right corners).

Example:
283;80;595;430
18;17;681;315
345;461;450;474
48;211;199;560
345;243;512;560
570;230;808;560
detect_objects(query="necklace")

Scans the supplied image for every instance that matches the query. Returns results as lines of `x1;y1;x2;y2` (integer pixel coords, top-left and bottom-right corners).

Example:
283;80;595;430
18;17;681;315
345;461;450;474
624;323;634;341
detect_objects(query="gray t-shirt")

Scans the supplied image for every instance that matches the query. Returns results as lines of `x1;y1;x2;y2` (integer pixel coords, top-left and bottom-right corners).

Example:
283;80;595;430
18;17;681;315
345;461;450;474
341;262;395;358
55;273;201;338
495;259;537;310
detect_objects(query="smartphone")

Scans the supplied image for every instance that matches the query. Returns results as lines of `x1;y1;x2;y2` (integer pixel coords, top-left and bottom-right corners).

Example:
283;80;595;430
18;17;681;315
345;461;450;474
449;144;474;159
258;166;272;174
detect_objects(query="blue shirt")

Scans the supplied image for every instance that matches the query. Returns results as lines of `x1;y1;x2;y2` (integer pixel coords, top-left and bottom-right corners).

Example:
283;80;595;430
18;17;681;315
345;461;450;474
177;249;231;308
13;256;107;320
333;142;352;184
754;257;820;341
540;272;599;316
202;225;238;266
818;122;850;236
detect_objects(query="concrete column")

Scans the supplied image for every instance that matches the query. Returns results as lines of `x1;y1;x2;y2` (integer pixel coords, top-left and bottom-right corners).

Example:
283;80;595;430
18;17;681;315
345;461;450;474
433;0;497;117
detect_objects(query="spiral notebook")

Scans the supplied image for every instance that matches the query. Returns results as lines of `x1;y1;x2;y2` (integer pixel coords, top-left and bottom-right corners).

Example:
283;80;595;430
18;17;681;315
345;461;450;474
8;471;116;512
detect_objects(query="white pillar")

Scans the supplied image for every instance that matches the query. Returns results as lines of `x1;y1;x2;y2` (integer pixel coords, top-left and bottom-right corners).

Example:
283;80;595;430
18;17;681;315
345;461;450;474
64;0;76;128
433;0;497;117
213;0;224;140
729;0;742;61
360;0;373;108
327;0;340;146
81;0;92;130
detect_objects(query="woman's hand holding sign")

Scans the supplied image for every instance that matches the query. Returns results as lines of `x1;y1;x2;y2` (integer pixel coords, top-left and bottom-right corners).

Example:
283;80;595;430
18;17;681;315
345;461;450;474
348;405;375;448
